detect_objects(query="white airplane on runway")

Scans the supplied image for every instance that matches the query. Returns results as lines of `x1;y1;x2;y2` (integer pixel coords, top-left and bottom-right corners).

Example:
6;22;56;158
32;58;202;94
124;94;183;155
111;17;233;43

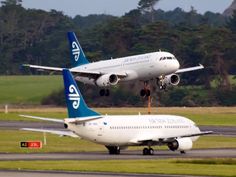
20;69;212;155
23;32;204;97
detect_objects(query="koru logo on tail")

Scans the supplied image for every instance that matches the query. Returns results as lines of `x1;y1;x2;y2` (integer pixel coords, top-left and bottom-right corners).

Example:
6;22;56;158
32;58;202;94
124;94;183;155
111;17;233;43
68;84;80;109
72;41;80;61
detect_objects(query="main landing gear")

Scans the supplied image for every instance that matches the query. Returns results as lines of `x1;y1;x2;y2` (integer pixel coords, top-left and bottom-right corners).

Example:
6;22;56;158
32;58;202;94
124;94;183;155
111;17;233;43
99;89;110;96
143;147;154;155
140;81;151;97
106;146;120;155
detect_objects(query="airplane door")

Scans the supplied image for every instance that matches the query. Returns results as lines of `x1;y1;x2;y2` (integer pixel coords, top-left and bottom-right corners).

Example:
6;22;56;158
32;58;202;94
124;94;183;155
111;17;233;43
97;121;107;137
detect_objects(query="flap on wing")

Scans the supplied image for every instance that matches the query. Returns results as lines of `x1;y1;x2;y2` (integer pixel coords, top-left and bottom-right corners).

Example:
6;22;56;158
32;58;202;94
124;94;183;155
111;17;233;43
19;114;64;123
129;134;159;144
175;64;204;74
180;131;213;138
21;128;79;138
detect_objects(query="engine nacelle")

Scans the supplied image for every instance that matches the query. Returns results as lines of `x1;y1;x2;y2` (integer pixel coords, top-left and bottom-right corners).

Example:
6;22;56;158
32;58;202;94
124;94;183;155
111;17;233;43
163;74;180;86
167;138;193;151
95;74;119;87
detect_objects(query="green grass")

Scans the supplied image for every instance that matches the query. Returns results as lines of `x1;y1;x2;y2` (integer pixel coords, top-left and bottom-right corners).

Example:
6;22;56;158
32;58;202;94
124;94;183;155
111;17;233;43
0;130;105;153
0;75;62;104
0;130;235;153
0;159;235;177
1;107;236;126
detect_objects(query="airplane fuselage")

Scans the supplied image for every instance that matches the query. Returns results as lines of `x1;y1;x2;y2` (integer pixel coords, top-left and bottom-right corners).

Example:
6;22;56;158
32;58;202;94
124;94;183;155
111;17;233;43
74;51;180;84
66;115;200;147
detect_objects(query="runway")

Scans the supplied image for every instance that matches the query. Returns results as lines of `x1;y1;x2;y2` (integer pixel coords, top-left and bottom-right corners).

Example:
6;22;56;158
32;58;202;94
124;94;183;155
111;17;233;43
0;121;235;177
0;148;236;161
1;121;236;136
0;170;206;177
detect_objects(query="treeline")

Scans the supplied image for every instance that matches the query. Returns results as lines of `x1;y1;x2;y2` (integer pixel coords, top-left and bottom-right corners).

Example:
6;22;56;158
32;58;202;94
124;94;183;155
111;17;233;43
1;0;236;106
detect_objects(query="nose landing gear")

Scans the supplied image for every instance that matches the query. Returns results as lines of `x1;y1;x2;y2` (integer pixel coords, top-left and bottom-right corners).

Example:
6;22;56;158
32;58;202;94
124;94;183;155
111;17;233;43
156;76;166;90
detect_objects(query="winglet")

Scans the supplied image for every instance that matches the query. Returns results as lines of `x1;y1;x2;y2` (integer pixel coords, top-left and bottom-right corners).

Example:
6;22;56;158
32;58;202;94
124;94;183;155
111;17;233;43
62;69;100;118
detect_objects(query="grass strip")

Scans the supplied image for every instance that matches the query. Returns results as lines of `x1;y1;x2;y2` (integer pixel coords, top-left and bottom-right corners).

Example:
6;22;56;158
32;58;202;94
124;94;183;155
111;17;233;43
0;159;235;177
0;107;236;126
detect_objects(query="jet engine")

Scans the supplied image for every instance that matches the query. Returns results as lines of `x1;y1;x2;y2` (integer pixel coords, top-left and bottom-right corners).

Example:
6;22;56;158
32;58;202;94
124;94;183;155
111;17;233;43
95;74;119;87
163;74;180;86
167;138;193;151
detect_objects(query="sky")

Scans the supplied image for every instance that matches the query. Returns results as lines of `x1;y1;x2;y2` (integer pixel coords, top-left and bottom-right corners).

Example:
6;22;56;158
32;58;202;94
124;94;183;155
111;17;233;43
21;0;233;17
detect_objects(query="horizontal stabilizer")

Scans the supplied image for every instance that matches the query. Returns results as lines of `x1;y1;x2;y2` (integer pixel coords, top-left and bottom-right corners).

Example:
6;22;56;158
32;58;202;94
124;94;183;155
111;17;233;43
21;128;79;138
65;116;103;123
19;114;64;123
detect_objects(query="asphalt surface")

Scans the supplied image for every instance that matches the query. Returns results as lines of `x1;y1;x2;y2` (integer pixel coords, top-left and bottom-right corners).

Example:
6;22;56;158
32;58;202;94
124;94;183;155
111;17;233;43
0;171;207;177
0;149;236;160
0;121;235;136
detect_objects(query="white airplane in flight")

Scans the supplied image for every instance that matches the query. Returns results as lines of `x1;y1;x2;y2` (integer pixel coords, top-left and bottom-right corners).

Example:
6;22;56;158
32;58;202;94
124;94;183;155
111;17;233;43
23;32;204;97
21;69;212;155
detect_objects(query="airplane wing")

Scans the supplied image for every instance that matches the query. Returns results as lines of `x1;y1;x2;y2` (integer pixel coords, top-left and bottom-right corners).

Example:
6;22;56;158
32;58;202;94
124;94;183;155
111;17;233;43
21;128;79;138
131;131;213;144
175;64;204;74
19;114;103;123
158;131;213;143
22;64;127;78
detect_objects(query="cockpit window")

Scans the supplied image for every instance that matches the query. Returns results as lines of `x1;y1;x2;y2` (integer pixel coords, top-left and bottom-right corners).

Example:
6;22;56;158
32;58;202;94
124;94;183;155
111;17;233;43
159;56;176;61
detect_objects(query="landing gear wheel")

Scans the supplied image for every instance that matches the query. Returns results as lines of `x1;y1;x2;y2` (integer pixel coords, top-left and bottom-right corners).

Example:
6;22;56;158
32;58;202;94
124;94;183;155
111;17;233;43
143;148;149;155
143;147;154;155
159;85;166;90
106;146;120;155
99;89;105;96
140;89;151;97
146;89;151;97
149;148;154;155
180;151;186;154
140;89;146;97
100;89;110;96
105;89;110;96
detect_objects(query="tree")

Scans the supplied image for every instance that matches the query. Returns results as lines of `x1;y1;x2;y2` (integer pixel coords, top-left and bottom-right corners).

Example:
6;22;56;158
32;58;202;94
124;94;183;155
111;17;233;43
1;0;22;6
138;0;160;22
227;10;236;33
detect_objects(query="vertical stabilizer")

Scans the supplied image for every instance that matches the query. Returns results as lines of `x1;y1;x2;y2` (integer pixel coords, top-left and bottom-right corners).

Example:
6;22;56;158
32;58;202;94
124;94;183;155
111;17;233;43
67;32;89;67
62;69;100;118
